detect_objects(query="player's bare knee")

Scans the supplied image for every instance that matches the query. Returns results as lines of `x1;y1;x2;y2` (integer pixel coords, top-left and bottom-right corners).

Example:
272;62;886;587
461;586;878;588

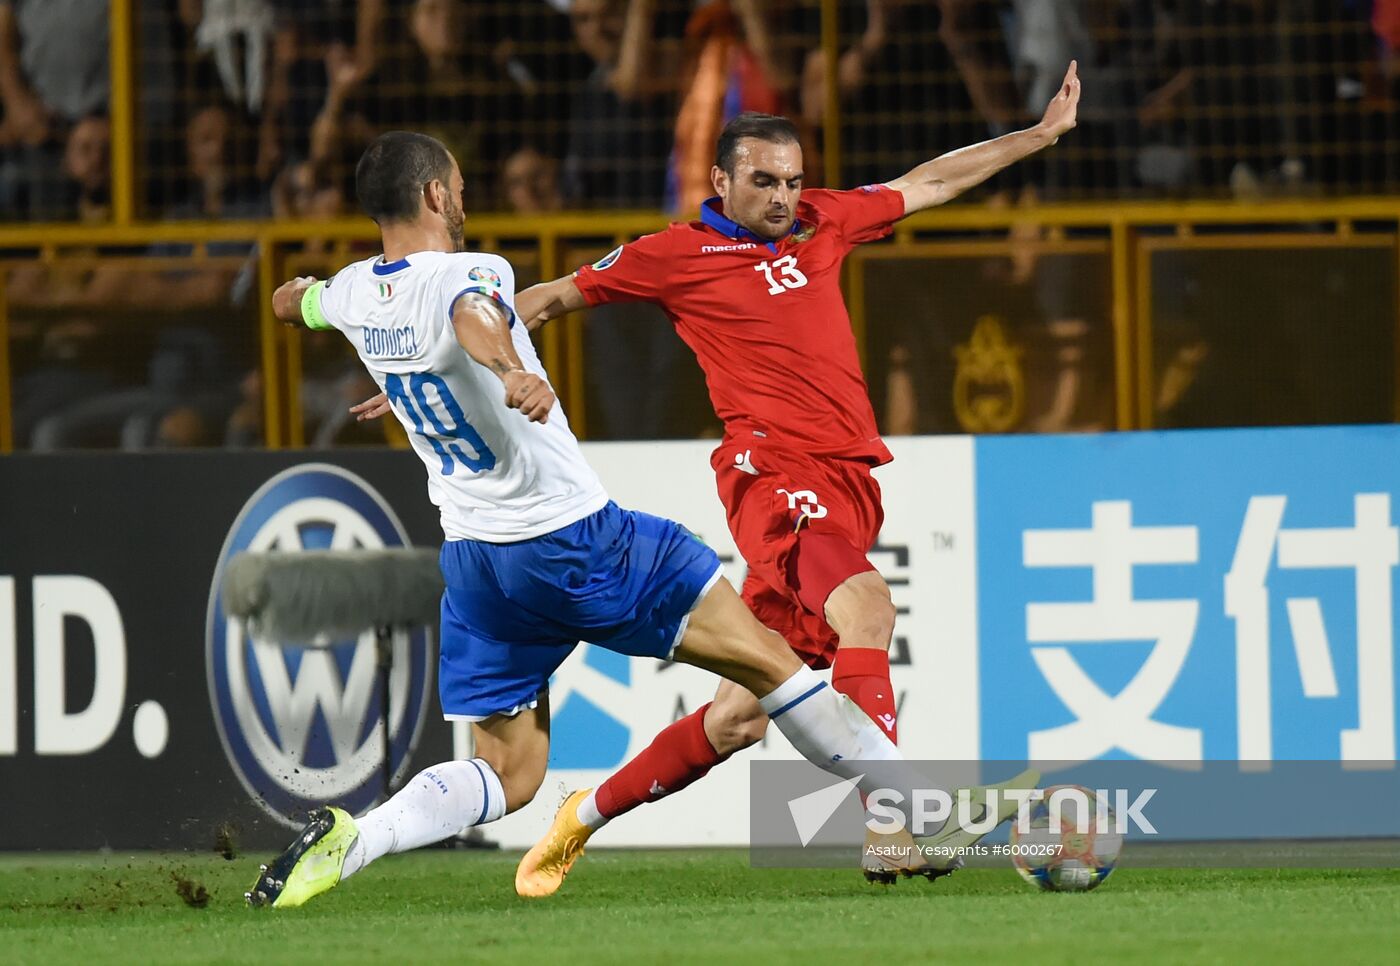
730;711;769;749
704;702;769;754
493;756;547;814
676;577;800;696
827;575;896;650
858;595;897;649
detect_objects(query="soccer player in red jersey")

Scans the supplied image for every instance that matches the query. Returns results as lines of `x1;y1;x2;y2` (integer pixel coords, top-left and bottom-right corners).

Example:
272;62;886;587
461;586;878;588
352;63;1079;892
507;61;1080;895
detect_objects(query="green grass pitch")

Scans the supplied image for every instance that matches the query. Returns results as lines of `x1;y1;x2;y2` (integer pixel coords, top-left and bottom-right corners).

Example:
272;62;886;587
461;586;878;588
3;850;1398;964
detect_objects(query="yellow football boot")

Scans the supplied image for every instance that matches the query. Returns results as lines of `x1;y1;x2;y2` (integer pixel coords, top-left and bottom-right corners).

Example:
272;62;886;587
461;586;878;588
515;789;594;898
246;806;359;909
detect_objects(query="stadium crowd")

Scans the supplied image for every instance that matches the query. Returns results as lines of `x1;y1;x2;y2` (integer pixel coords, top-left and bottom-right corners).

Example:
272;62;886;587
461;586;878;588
1;0;1397;449
2;0;1398;221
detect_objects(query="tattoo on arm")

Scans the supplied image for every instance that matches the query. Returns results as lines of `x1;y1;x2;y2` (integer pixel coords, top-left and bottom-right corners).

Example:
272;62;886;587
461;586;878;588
461;291;509;325
453;291;529;380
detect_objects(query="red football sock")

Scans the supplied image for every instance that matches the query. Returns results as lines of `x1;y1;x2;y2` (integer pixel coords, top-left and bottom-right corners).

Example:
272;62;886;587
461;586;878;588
832;647;898;743
594;702;724;820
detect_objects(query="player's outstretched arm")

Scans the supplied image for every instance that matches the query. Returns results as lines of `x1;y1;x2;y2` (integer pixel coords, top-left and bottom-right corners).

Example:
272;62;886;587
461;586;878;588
885;60;1080;215
515;276;588;332
452;292;556;423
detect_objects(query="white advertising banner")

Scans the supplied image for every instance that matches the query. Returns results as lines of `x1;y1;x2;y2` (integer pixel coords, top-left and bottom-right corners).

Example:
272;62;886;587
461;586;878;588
486;437;978;848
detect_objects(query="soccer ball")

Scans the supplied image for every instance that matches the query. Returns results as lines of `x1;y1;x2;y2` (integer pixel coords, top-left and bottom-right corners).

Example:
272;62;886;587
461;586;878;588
1009;784;1122;892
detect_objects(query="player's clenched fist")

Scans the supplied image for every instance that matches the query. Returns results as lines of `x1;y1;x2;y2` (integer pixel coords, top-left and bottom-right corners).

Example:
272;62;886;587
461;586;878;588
273;276;318;324
502;370;554;424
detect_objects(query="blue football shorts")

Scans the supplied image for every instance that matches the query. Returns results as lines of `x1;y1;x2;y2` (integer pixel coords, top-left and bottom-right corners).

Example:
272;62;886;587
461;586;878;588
437;501;723;721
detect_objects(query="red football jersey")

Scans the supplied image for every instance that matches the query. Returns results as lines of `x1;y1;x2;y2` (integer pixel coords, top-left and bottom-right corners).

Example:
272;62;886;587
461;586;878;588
573;186;906;465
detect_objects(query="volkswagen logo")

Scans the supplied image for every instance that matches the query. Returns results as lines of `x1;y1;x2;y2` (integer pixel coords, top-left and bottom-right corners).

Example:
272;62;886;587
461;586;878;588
206;464;432;827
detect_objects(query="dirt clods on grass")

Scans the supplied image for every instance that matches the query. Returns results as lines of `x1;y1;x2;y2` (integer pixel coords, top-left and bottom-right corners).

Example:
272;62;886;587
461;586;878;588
171;872;210;909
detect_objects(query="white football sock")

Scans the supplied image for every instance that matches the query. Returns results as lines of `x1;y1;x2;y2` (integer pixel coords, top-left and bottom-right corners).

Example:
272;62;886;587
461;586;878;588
576;790;608;831
341;758;506;879
759;665;922;827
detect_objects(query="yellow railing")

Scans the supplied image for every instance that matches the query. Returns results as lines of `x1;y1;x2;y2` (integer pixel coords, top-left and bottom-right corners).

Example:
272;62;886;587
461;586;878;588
108;0;137;226
2;197;1398;451
4;2;1395;450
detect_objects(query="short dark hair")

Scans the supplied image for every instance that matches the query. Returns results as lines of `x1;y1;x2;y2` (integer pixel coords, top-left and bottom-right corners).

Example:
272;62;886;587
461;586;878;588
355;131;455;224
715;113;800;175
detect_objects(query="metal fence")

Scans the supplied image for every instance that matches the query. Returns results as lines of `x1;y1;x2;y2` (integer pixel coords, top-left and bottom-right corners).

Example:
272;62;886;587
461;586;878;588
3;1;1398;225
0;2;1397;451
2;198;1397;451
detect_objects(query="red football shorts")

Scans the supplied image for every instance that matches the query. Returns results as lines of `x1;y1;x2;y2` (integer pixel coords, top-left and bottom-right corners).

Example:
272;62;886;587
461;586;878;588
710;439;883;669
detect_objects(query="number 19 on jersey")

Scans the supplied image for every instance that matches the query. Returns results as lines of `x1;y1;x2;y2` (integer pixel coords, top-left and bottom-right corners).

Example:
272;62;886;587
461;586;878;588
385;372;497;475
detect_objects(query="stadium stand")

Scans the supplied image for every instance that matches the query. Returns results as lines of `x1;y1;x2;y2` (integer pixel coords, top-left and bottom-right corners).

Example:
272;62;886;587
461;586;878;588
1;0;1398;451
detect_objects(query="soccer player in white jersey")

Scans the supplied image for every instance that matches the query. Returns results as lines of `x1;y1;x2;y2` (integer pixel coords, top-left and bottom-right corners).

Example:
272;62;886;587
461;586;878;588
247;132;1032;908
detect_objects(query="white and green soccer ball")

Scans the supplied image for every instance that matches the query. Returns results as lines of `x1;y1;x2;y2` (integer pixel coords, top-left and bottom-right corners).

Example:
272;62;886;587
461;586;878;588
1009;784;1122;892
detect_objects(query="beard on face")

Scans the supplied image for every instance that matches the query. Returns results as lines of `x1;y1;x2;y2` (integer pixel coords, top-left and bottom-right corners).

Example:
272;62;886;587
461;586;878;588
744;210;792;241
444;198;465;251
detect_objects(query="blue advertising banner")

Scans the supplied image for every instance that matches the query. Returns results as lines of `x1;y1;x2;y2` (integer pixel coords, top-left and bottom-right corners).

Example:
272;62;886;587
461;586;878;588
975;425;1400;766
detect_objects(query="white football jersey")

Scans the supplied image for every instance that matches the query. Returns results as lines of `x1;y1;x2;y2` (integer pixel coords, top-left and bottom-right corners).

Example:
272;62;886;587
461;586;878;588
311;250;607;542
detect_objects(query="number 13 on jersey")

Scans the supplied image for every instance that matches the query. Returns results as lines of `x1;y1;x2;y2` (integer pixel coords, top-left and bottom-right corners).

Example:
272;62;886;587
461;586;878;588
755;255;808;295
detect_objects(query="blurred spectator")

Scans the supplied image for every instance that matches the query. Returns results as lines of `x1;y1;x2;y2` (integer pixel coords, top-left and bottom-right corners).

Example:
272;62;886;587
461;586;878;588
560;0;698;438
564;3;702;436
883;344;918;436
302;363;390;445
797;0;888;131
1010;1;1091;116
271;142;386;447
169;102;269;219
272;117;359;229
0;0;109;219
272;157;348;225
225;368;263;446
8;113;112;222
584;297;706;441
1378;0;1400;99
307;41;373;195
10;321;113;448
814;0;1008;192
668;0;790;212
1127;0;1291;195
1009;2;1138;195
1379;0;1400;58
154;405;213;448
187;0;275;114
29;326;238;450
563;0;677;209
0;0;108;139
501;145;564;214
62;115;112;222
6;105;236;310
481;1;591;134
935;0;1023;133
1278;0;1391;192
256;0;386;178
310;0;533;209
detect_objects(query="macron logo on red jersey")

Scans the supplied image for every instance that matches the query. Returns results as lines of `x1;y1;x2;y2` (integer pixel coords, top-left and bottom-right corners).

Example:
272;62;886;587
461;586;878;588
701;242;758;253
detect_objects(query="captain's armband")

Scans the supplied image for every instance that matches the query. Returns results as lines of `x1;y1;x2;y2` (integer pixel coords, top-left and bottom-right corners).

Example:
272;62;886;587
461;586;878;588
301;280;333;330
